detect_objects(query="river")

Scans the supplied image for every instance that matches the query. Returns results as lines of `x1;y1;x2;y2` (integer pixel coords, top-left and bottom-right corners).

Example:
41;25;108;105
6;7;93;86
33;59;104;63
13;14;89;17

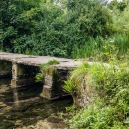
0;77;73;129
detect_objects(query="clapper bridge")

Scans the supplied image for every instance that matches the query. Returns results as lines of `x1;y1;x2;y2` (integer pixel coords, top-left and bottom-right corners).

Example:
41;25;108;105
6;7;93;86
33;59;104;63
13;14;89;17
0;52;81;99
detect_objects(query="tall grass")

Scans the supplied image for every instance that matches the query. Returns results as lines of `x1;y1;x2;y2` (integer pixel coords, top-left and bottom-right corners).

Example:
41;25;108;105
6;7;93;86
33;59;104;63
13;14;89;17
72;33;129;61
113;33;129;54
72;36;103;59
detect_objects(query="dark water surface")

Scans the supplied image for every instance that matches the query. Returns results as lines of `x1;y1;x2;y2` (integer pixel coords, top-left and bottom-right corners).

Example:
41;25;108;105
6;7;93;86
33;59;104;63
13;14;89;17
0;78;73;129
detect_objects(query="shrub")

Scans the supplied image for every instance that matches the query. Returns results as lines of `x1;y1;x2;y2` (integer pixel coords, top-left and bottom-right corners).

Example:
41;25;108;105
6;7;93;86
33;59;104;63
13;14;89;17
64;61;129;128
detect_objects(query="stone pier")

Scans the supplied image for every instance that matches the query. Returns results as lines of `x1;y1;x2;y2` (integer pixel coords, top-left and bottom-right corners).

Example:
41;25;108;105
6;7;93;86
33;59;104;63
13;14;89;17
41;67;70;99
11;63;39;87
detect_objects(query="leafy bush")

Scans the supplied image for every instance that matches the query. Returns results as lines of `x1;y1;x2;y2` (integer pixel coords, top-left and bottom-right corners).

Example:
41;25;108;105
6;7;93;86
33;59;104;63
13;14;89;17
64;61;129;128
1;0;112;57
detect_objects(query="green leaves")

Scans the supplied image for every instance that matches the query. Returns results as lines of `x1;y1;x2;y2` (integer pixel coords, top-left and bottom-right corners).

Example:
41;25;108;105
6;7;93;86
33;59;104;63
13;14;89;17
63;80;77;96
40;59;60;69
35;73;44;82
64;61;129;128
1;0;113;57
35;59;60;82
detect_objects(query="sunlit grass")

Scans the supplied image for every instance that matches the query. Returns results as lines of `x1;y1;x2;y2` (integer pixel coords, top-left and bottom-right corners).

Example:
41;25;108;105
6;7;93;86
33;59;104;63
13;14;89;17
72;33;129;62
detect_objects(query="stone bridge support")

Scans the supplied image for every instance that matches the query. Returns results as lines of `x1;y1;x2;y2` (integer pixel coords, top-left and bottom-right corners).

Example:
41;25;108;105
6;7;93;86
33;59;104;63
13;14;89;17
11;63;39;87
41;67;69;100
0;60;12;78
0;60;71;100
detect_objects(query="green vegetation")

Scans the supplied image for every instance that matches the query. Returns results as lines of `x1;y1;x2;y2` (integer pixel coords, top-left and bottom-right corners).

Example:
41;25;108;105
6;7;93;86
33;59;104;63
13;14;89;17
64;61;129;128
1;0;112;57
35;59;60;82
1;0;129;128
1;0;129;59
40;59;60;68
72;33;129;61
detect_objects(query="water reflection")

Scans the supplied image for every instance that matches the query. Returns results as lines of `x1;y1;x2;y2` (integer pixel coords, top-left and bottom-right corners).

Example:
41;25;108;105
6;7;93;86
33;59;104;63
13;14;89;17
12;87;19;106
0;77;73;129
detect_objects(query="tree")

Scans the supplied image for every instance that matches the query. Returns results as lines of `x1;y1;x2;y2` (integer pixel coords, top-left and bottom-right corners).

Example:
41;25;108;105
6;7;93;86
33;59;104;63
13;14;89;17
117;1;127;11
1;0;113;57
0;0;41;52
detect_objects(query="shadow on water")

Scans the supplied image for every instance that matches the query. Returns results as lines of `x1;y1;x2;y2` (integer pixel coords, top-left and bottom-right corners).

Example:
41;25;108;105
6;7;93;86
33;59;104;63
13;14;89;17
0;78;73;129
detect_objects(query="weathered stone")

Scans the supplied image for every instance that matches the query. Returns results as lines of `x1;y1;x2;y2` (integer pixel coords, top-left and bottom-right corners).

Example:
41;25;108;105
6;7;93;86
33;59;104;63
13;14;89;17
41;85;53;99
44;74;53;87
72;78;97;107
0;52;82;100
41;68;70;100
0;52;82;68
11;63;39;87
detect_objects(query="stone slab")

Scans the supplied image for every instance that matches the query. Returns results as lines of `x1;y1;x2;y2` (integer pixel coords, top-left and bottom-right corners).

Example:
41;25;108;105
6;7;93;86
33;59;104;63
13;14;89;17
0;52;82;70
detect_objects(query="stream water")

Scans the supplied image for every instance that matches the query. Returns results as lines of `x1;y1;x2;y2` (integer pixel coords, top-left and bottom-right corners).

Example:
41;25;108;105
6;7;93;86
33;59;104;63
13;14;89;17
0;78;73;129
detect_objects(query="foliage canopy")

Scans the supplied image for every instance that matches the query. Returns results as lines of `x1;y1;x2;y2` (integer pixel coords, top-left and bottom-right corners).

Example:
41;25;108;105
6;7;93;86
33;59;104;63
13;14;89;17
1;0;113;57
